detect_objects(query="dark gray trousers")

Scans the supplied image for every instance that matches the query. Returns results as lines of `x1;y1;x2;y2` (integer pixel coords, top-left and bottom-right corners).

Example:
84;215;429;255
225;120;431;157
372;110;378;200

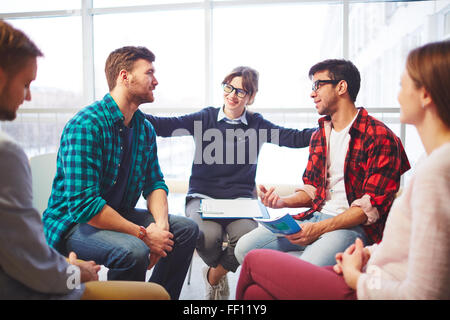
185;198;258;272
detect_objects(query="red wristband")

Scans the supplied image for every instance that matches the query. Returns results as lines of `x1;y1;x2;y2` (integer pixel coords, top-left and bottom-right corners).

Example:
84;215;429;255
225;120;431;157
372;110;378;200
137;225;147;240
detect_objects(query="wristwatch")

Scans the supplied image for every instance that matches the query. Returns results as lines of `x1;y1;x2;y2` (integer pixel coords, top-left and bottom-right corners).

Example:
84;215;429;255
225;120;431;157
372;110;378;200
137;225;147;240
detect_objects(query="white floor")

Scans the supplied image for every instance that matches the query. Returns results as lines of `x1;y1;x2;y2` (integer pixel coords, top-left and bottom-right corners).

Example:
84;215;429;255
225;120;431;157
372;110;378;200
98;250;240;300
178;250;241;300
114;194;242;299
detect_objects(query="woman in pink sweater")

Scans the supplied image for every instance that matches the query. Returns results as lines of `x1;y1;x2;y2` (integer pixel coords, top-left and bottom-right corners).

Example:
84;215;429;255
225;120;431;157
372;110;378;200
236;40;450;300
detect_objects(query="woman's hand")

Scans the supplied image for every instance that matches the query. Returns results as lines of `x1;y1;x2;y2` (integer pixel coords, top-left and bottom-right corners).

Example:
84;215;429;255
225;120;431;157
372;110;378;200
333;238;368;290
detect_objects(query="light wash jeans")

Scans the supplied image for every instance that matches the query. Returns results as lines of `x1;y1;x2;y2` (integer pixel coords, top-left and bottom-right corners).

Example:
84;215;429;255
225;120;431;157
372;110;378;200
235;211;369;267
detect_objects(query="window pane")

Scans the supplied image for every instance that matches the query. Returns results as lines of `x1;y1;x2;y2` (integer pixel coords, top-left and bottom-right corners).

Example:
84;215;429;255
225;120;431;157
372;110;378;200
2;18;83;156
93;0;199;8
212;3;341;184
212;3;343;109
0;0;80;13
93;10;205;108
5;18;83;105
255;112;318;185
349;0;447;178
349;1;444;109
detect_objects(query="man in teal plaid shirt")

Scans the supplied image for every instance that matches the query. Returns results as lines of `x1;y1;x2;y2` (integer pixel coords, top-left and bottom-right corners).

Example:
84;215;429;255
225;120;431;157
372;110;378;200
42;46;198;300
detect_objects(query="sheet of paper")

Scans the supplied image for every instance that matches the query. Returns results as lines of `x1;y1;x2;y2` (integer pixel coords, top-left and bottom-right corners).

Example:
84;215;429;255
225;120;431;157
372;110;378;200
201;199;264;219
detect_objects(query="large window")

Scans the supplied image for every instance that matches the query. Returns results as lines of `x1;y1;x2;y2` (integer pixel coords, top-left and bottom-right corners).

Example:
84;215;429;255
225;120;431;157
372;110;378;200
1;0;449;187
212;3;343;109
1;16;83;156
93;9;205;107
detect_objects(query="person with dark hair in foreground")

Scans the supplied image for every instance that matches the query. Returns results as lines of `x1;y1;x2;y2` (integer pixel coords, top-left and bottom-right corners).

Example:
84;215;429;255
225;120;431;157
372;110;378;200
235;58;410;268
236;41;450;300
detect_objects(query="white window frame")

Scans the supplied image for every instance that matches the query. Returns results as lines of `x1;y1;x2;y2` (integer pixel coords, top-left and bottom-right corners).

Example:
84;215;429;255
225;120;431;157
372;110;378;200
4;0;447;191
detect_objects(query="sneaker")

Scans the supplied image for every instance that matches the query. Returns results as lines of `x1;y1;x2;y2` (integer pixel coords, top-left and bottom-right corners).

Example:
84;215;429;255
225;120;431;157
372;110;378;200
218;273;230;299
202;266;230;300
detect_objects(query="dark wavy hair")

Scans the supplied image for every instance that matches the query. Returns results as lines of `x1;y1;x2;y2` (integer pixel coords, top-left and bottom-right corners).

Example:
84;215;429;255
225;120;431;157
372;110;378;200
308;59;361;102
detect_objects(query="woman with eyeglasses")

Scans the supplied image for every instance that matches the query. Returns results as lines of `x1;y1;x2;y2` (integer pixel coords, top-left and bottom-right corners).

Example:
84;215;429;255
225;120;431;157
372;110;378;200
236;40;450;300
145;66;315;300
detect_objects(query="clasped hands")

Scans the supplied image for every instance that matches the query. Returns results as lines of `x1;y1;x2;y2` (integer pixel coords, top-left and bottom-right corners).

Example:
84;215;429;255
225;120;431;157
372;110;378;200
333;238;370;290
141;222;174;270
66;221;174;282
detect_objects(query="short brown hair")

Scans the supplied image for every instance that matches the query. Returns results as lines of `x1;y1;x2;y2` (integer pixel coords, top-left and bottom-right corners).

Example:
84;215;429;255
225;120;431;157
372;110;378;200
105;46;155;91
0;20;43;74
222;66;259;105
406;40;450;128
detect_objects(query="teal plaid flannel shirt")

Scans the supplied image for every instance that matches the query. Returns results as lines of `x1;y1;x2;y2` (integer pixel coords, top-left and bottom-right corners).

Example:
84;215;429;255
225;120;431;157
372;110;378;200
43;93;168;250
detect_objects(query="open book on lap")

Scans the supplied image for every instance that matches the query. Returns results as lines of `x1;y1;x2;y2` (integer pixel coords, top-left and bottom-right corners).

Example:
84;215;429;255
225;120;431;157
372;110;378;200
254;208;302;236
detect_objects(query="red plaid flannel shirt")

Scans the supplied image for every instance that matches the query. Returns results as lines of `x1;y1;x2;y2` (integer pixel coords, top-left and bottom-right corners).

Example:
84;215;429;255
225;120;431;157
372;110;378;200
293;107;410;244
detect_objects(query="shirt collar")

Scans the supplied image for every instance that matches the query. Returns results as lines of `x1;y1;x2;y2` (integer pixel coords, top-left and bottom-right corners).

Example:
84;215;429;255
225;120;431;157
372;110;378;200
103;93;125;124
103;93;145;126
319;107;367;134
217;106;248;125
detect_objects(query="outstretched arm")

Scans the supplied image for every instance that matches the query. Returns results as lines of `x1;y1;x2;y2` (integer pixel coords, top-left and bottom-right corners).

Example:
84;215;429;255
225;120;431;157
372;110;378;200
145;109;204;137
259;184;313;208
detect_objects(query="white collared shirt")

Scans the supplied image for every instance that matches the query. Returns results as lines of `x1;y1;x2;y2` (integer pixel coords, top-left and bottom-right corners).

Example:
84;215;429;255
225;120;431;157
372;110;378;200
217;106;248;125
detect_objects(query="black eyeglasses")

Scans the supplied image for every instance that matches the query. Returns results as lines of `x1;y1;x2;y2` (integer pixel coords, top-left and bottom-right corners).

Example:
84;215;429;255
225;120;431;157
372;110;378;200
223;83;248;98
312;79;342;92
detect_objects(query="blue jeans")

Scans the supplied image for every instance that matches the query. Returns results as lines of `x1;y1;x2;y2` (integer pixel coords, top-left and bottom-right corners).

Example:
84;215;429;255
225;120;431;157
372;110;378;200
63;208;198;300
235;211;368;267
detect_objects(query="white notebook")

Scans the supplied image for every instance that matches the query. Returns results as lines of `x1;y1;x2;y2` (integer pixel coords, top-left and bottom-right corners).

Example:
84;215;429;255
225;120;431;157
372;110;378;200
199;199;267;219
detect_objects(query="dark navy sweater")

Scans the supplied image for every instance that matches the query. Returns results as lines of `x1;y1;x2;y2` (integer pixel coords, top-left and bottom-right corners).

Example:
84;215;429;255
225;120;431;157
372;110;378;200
145;107;316;199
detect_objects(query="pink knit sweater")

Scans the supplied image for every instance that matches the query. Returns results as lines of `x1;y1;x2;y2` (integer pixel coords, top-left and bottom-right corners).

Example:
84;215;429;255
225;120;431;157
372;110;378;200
357;143;450;299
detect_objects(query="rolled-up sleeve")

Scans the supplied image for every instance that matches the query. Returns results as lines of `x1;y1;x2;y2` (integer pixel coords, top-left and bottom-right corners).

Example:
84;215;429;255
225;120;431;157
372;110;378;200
351;136;405;225
351;194;380;225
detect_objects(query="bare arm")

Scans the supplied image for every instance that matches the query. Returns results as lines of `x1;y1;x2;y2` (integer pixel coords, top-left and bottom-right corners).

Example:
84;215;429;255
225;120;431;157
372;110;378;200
314;206;367;235
147;188;169;231
259;185;313;208
259;184;367;245
286;206;367;246
87;198;173;259
88;204;140;236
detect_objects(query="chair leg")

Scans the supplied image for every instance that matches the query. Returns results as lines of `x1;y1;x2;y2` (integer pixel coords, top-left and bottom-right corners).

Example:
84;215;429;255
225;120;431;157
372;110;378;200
187;254;193;285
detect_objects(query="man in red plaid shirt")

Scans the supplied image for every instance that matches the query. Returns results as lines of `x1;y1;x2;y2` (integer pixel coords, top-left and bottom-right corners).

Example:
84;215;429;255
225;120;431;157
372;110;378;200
236;59;410;267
